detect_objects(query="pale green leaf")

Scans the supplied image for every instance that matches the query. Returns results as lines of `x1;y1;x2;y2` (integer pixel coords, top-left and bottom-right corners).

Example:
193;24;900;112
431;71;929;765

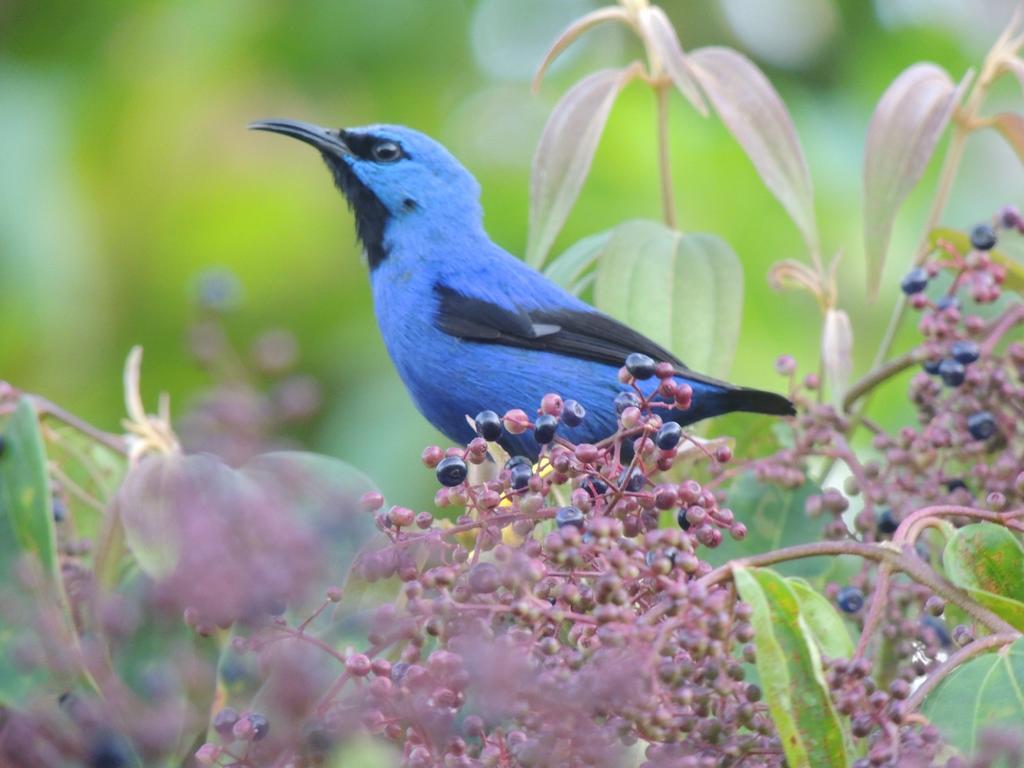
0;398;83;705
734;567;849;768
527;64;641;267
788;578;855;660
531;6;632;92
921;637;1024;754
592;220;743;379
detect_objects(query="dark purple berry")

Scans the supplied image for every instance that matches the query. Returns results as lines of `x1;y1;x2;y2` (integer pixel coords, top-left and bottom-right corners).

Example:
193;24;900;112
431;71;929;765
944;478;969;493
509;462;532;490
676;508;691;531
937;358;965;387
219;653;254;685
619;468;645;493
922;358;942;375
655;421;682;450
436;456;468;487
266;595;287;616
950;340;979;365
645;547;678;567
303;726;333;756
506;455;531;471
52;498;66;523
246;712;270;741
474;410;503;442
561;399;586;427
554;506;584;530
920;615;952;648
213;707;240;736
935;295;960;312
390;662;410;683
967;411;997;441
533;414;558;444
468;562;500;593
970;223;996;251
87;732;131;768
614;391;640;414
581;476;608;497
625;352;656;380
837;586;864;613
900;266;929;295
1000;205;1022;229
876;509;898;535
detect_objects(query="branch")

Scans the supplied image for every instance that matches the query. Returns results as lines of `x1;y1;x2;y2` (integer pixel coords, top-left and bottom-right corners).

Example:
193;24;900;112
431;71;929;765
852;505;1024;658
697;540;885;587
697;539;1018;637
894;505;1024;546
981;302;1024;357
842;350;921;412
23;395;127;456
855;561;893;660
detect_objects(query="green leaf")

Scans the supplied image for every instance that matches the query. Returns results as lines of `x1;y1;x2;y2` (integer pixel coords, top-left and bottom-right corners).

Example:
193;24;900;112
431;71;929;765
734;567;850;768
985;251;1024;294
328;736;401;767
543;230;611;294
0;398;59;578
704;474;830;579
943;522;1024;631
921;637;1024;754
592;220;743;379
788;578;855;660
0;398;86;706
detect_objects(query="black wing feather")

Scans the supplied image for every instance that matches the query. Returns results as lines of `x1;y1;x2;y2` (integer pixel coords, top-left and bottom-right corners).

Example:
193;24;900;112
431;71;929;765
434;284;708;378
432;283;795;417
434;288;543;341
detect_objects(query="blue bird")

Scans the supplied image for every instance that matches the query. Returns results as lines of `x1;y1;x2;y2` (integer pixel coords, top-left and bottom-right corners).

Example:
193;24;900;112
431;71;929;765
250;120;794;458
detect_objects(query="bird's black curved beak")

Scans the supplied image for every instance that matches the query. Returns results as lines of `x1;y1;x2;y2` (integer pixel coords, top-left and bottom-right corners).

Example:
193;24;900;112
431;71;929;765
248;119;350;160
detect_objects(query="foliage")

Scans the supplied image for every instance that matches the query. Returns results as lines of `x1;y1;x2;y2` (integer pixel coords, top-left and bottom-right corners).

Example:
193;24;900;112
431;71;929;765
2;2;1024;767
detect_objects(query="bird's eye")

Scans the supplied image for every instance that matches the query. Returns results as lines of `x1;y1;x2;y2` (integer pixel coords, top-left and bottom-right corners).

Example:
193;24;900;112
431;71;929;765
372;141;403;163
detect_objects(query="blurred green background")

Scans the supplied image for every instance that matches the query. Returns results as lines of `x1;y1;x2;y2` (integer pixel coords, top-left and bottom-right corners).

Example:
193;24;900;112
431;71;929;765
2;0;1021;507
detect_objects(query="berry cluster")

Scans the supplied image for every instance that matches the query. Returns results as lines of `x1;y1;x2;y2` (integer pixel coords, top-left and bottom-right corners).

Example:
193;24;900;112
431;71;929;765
2;218;1023;767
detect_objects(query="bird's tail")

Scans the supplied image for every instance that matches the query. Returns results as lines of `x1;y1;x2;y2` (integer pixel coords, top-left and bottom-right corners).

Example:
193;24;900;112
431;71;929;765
719;386;796;417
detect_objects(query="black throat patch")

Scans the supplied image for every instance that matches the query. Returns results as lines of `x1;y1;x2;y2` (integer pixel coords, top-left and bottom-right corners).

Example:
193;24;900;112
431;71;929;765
322;147;390;271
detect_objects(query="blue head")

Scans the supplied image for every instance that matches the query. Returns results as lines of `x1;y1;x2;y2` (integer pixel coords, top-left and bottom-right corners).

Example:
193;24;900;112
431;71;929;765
250;120;482;268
